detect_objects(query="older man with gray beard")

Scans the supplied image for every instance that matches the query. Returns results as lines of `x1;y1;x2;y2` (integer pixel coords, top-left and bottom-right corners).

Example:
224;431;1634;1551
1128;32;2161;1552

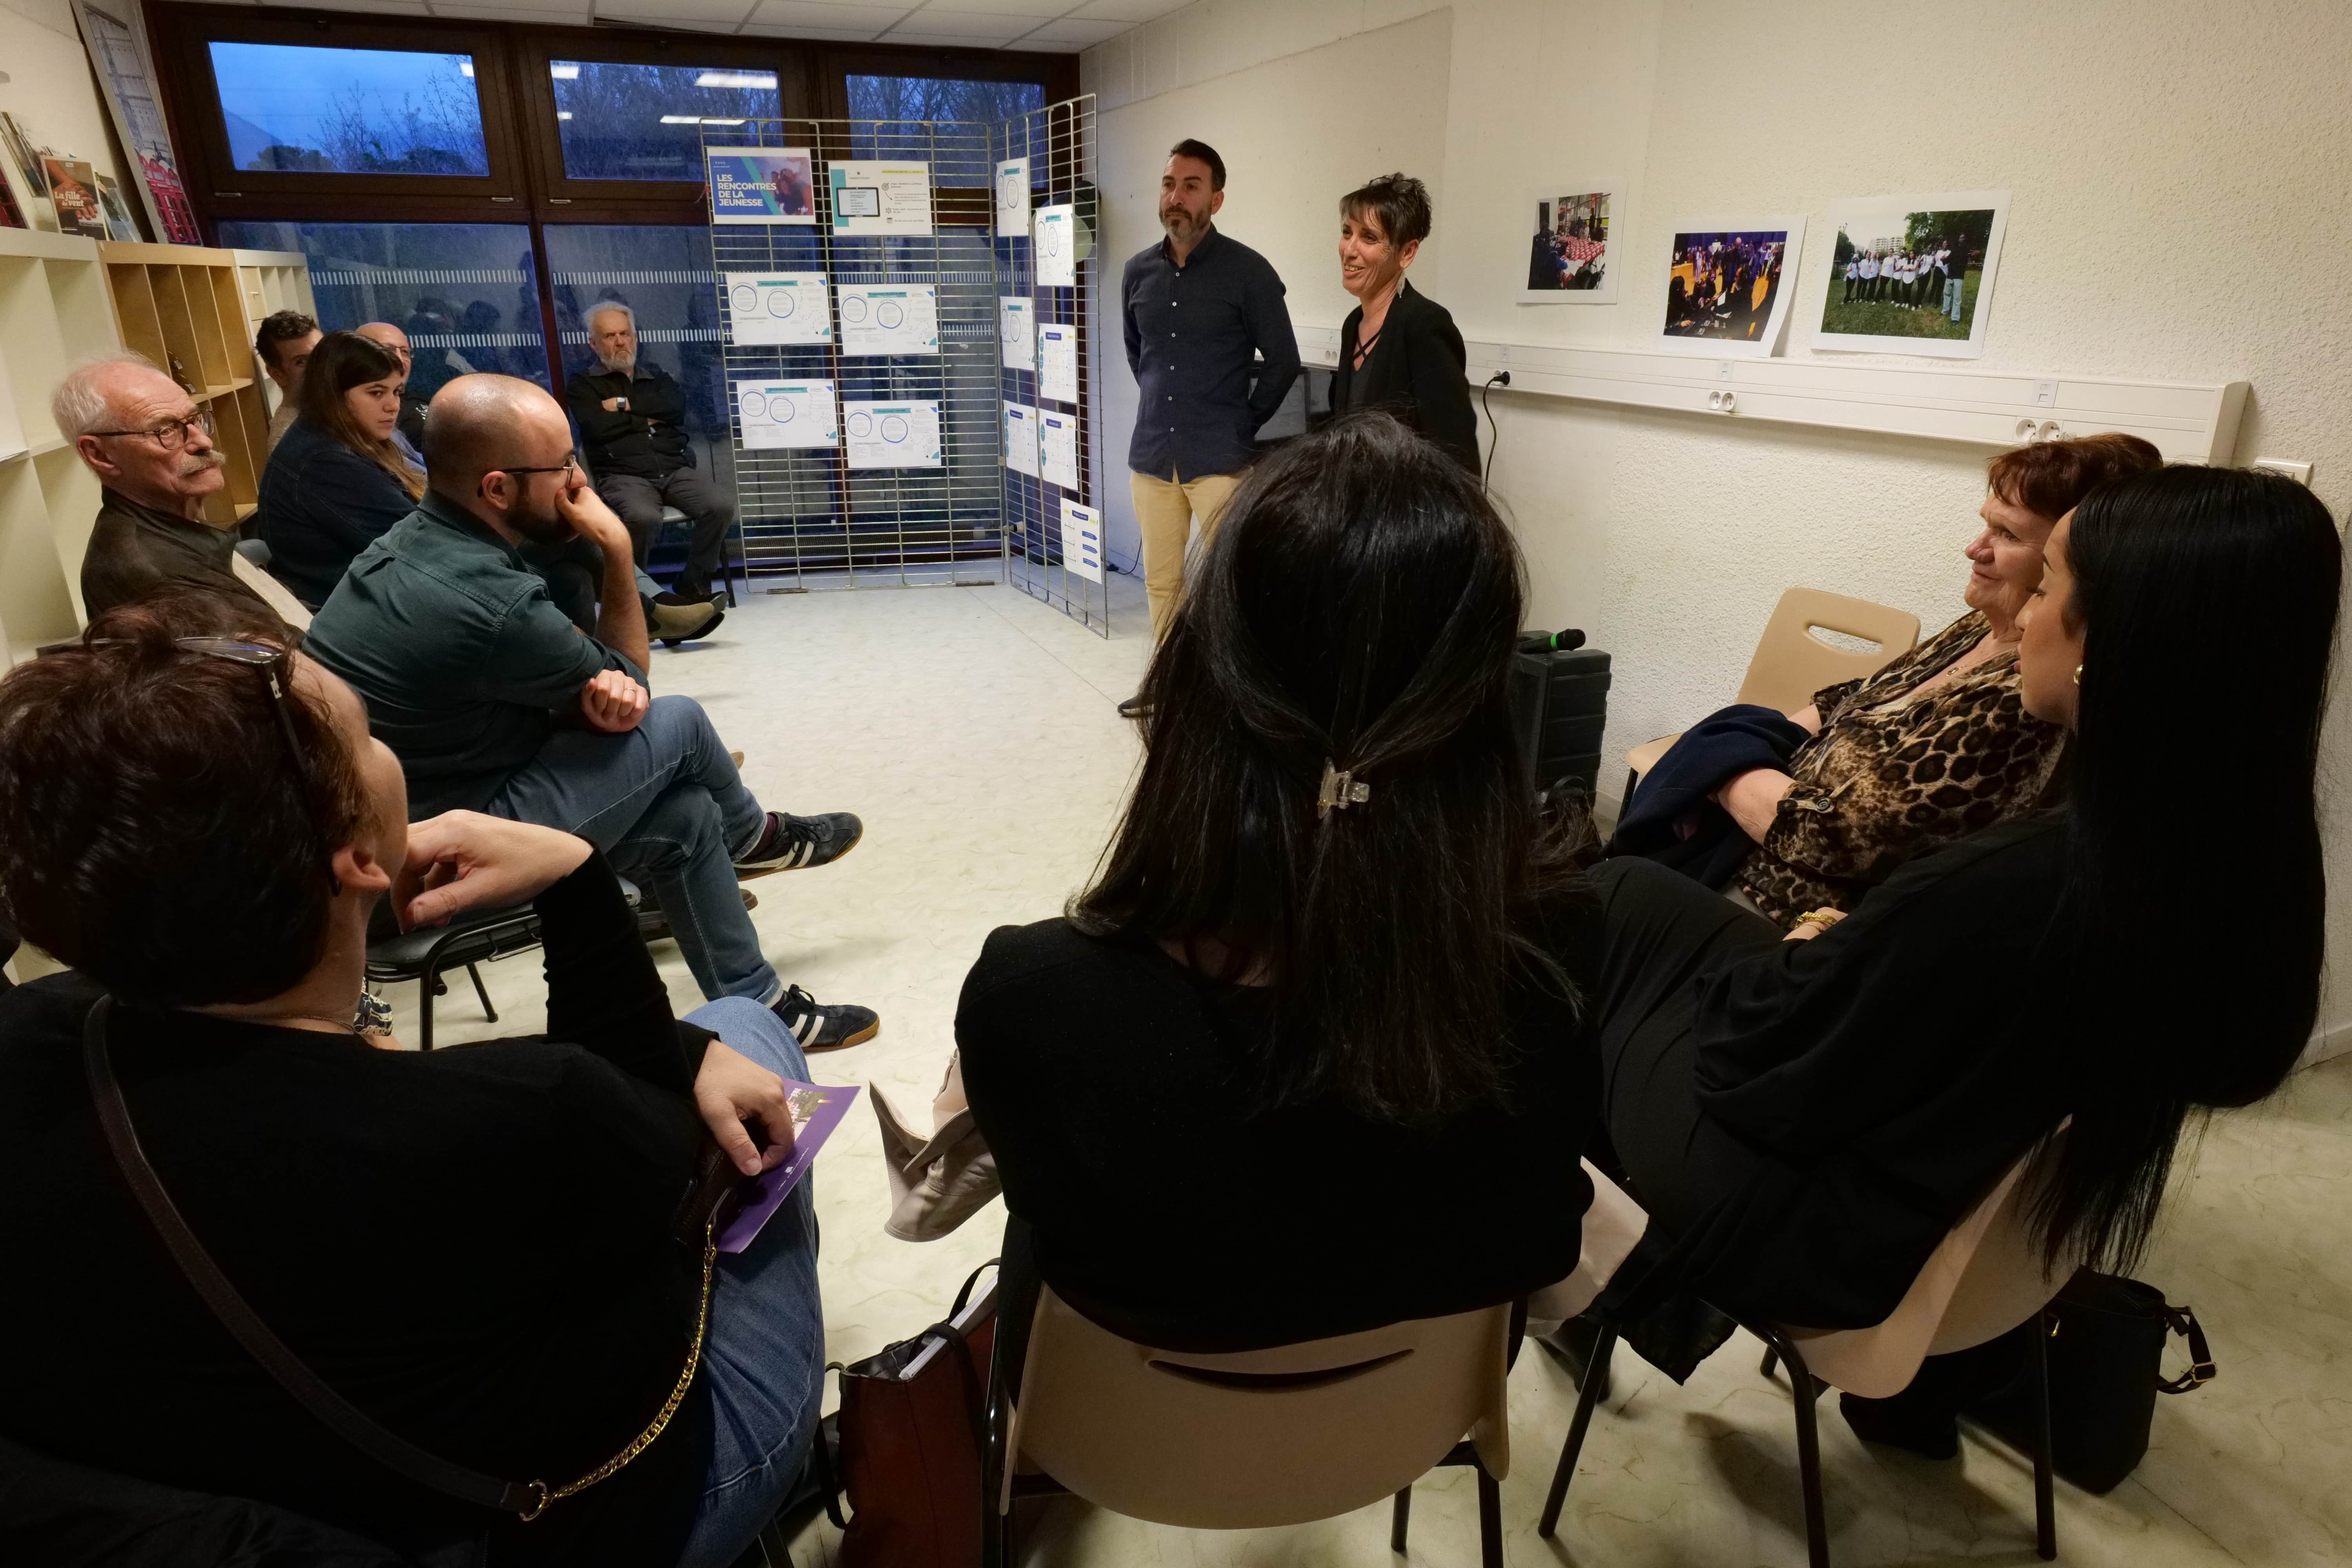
566;302;734;612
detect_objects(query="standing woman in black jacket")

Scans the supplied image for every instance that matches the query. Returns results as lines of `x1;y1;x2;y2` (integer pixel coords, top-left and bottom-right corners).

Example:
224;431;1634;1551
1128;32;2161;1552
1328;173;1481;474
257;331;425;608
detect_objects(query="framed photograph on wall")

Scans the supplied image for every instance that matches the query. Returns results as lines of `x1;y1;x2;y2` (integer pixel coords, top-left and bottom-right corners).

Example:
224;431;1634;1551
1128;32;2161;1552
1519;180;1622;305
1808;191;2010;359
1657;215;1806;356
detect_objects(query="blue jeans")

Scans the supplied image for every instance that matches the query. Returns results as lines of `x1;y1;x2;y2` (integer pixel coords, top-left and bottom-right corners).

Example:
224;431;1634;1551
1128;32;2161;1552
1943;275;1966;323
675;996;828;1568
486;695;781;1005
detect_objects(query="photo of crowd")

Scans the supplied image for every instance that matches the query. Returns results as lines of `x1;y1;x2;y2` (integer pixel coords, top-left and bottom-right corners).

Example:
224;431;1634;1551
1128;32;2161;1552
1524;188;1613;300
1818;205;1996;344
1661;228;1793;343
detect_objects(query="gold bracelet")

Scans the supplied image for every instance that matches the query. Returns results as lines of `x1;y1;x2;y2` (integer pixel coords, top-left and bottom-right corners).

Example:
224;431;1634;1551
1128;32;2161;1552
1793;909;1837;927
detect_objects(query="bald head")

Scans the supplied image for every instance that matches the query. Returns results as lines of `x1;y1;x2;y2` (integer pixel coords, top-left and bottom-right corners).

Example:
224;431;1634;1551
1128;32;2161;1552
355;321;411;361
423;374;566;494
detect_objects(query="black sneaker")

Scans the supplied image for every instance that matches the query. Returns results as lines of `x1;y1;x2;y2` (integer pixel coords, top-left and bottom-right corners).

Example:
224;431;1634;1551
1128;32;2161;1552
772;985;879;1053
1116;692;1150;718
735;811;863;879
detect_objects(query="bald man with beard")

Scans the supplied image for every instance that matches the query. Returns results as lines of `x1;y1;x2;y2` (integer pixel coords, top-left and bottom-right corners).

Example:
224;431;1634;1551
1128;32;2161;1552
306;374;879;1049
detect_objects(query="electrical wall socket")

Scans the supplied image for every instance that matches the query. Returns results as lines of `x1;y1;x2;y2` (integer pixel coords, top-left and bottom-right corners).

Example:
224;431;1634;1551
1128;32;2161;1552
2252;458;2314;486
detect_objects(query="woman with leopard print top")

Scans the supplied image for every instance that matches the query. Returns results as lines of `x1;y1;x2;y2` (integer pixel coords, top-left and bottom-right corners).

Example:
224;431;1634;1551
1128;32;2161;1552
1712;433;2160;925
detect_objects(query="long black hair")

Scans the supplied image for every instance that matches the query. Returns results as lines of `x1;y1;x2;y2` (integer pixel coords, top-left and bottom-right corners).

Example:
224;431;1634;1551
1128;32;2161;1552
1070;412;1585;1123
2031;464;2340;1270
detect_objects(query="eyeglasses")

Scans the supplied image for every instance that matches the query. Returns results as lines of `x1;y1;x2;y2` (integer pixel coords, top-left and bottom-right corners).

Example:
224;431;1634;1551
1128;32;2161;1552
86;408;217;452
493;454;579;479
74;635;306;779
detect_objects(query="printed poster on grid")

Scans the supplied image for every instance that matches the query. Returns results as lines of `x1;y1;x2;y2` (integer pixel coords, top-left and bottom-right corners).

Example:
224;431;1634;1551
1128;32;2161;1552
828;161;932;236
1060;500;1103;583
708;147;817;225
1034;205;1076;287
735;380;840;450
724;274;831;346
1003;402;1040;477
1000;297;1035;370
1039;408;1080;491
995;157;1029;238
1037;323;1078;404
838;285;939;357
845;401;942;470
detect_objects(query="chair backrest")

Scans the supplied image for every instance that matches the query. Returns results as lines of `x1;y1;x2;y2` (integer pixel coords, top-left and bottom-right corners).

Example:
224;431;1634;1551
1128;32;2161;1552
1732;587;1922;715
1788;1133;2069;1399
1005;1286;1510;1531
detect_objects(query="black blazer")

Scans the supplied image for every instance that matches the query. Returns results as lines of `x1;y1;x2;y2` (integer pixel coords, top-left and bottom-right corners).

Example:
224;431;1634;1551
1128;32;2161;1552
1330;278;1480;473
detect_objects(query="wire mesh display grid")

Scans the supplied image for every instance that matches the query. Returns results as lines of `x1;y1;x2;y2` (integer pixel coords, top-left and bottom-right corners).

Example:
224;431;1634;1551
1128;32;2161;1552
704;116;1006;591
996;96;1106;635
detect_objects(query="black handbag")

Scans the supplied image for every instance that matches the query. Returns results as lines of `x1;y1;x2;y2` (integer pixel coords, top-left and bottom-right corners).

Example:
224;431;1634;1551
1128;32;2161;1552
1968;1268;2213;1494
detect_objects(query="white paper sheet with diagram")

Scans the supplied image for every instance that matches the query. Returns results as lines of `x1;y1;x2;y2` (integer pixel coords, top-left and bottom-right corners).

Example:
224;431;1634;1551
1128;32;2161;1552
837;285;938;357
1000;297;1035;371
995;157;1029;238
724;273;831;346
1037;322;1078;403
1038;407;1080;491
828;161;933;236
1003;402;1040;477
844;400;942;469
735;380;840;450
1059;499;1103;583
1034;205;1076;287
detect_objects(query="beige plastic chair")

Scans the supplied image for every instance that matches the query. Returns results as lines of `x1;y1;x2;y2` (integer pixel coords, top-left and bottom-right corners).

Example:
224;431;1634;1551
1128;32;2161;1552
1622;587;1924;806
993;1285;1512;1565
1539;1146;2067;1568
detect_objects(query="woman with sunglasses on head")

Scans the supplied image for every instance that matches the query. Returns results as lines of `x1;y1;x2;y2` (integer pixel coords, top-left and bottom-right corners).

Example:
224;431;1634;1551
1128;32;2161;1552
0;590;826;1567
258;330;426;609
1577;466;2340;1430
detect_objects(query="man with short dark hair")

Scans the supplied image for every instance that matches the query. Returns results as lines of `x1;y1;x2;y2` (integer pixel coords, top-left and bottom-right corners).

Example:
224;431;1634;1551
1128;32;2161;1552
254;309;319;452
567;302;733;607
305;373;878;1050
1119;137;1299;711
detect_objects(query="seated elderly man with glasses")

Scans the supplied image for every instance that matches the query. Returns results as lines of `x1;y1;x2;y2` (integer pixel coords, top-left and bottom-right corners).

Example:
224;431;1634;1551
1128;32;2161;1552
56;351;307;625
305;372;879;1052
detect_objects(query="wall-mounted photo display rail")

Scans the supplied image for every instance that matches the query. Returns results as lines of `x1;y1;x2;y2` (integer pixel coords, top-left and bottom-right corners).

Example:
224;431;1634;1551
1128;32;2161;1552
1296;325;2245;464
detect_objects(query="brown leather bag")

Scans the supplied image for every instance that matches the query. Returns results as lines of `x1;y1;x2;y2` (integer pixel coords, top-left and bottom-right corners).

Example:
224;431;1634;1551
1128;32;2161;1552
831;1261;998;1568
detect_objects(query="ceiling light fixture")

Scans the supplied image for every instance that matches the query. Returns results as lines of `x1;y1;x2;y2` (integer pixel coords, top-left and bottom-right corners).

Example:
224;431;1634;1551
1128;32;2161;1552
550;63;581;79
557;111;574;120
694;71;777;89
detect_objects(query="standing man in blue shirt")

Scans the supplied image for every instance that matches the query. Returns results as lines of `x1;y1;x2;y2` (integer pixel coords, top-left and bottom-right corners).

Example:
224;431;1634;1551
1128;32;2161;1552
1120;138;1300;712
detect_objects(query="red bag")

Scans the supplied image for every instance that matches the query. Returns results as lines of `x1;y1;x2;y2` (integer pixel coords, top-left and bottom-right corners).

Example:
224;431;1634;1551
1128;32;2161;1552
833;1261;998;1568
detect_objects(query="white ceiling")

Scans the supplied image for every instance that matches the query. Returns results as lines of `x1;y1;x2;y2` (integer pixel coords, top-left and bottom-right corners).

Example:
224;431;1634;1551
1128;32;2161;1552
240;0;1192;52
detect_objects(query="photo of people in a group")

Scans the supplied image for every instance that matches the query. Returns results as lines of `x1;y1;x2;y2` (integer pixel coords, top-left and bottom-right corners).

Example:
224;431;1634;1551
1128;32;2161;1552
1818;207;1994;343
1662;230;1789;341
1526;191;1611;292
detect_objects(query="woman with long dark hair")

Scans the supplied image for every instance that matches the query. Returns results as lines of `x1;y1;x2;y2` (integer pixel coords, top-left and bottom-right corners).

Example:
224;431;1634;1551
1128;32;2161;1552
956;412;1599;1350
1583;465;2339;1397
258;330;426;608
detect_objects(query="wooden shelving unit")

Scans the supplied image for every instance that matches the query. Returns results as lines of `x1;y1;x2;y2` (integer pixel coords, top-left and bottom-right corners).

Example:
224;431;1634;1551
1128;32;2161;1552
0;234;312;664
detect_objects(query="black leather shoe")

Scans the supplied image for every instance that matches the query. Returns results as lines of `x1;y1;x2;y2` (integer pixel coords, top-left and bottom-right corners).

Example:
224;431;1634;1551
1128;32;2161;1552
1116;692;1150;718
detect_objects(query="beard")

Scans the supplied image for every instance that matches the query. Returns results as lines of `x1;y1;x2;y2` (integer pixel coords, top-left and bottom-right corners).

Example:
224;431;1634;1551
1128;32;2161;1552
508;487;573;546
597;348;636;374
1161;203;1202;242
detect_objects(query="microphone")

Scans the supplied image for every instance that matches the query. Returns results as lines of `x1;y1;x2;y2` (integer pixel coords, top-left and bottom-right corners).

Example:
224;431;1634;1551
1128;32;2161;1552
1517;629;1587;654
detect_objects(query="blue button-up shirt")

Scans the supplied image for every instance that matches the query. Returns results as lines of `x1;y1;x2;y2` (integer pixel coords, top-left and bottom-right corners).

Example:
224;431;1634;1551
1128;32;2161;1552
1121;225;1301;481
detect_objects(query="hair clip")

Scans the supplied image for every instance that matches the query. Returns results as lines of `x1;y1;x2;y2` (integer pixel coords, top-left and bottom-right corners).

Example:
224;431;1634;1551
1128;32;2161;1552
1318;761;1371;817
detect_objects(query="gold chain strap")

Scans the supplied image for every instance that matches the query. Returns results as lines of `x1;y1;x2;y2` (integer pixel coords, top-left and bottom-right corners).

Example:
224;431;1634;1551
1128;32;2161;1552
521;1215;722;1522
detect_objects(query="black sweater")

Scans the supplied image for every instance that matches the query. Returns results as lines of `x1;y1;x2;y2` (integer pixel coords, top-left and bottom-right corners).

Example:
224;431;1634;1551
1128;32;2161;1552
0;858;715;1565
1330;279;1481;473
257;418;418;608
956;912;1600;1352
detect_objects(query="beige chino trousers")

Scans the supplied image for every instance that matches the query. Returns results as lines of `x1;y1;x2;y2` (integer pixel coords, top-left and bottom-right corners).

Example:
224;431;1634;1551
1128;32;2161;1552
1130;469;1245;639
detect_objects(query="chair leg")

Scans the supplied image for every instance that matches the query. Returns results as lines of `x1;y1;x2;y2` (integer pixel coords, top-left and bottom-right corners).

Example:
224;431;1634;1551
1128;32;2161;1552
416;969;436;1053
1477;1463;1503;1568
1390;1486;1410;1553
1760;1345;1780;1380
466;963;498;1024
1540;1322;1618;1536
2032;1307;2057;1560
1771;1330;1832;1568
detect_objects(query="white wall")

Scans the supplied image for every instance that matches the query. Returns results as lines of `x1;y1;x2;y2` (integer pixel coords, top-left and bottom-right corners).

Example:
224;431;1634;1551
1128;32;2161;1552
1084;0;2352;1056
0;0;132;222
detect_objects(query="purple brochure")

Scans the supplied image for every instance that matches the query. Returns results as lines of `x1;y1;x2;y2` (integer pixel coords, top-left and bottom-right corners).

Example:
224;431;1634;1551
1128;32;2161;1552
713;1080;860;1254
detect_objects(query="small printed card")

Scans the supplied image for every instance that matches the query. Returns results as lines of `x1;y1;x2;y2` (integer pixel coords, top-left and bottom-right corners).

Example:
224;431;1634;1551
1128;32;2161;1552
714;1079;860;1253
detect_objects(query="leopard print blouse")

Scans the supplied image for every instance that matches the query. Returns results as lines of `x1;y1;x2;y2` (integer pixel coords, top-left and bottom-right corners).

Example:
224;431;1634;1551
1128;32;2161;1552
1735;610;2067;927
